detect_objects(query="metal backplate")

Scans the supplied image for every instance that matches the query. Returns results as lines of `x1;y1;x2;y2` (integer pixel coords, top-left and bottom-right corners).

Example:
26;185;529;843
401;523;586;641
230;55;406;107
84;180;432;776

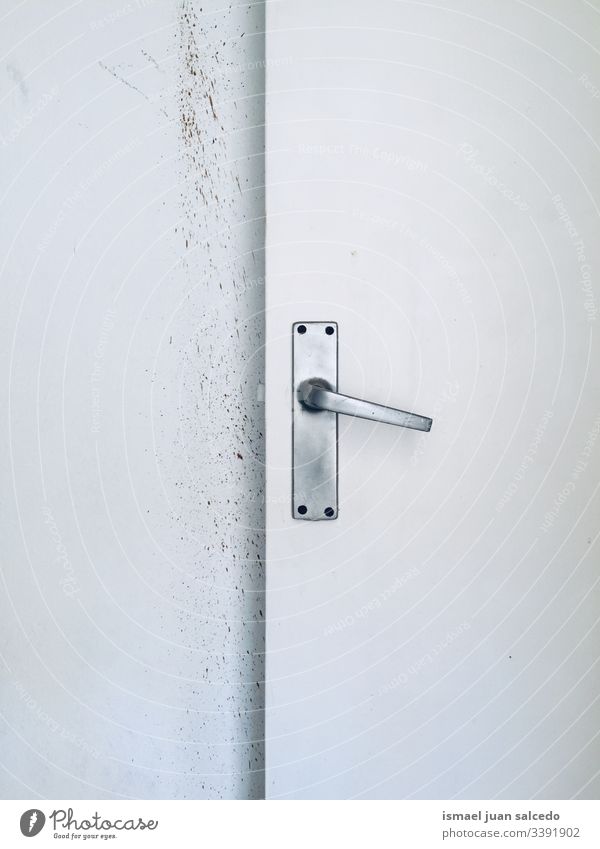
292;321;338;520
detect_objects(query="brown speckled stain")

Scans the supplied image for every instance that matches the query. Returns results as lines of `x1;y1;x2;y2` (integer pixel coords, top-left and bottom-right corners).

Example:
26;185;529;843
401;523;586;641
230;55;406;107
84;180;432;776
165;0;266;798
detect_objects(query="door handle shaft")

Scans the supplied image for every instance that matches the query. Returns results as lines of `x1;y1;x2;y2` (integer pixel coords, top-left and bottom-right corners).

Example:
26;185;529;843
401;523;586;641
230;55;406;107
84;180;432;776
298;379;432;432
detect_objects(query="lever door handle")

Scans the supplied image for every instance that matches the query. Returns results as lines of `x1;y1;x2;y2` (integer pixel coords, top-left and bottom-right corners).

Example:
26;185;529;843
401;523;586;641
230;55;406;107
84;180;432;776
292;321;433;520
297;379;432;432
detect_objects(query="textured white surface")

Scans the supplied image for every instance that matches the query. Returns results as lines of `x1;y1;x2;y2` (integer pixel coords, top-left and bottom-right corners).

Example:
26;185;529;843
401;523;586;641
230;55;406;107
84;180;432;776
265;0;600;799
1;0;265;798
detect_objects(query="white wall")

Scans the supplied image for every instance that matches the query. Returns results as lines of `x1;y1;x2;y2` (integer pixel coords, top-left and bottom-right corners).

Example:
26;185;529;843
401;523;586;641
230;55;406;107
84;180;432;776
0;0;265;799
265;0;600;798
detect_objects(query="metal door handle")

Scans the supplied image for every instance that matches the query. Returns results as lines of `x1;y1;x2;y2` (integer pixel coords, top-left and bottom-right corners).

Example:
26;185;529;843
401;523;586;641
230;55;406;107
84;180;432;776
293;322;433;520
297;379;432;432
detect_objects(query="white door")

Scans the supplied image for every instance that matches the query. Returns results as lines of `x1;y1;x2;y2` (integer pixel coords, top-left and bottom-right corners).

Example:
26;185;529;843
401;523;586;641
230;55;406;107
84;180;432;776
265;0;600;798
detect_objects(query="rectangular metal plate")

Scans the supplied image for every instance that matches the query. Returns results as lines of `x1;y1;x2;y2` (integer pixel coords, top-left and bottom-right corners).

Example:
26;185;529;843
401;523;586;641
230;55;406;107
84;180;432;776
292;321;338;520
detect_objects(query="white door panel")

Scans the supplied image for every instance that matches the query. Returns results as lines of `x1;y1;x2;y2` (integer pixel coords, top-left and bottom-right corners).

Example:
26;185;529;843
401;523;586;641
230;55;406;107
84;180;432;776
265;0;600;798
1;0;265;799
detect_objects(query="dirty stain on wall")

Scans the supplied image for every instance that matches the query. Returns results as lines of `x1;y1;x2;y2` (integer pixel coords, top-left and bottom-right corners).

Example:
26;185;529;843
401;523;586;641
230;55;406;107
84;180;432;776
170;0;266;799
